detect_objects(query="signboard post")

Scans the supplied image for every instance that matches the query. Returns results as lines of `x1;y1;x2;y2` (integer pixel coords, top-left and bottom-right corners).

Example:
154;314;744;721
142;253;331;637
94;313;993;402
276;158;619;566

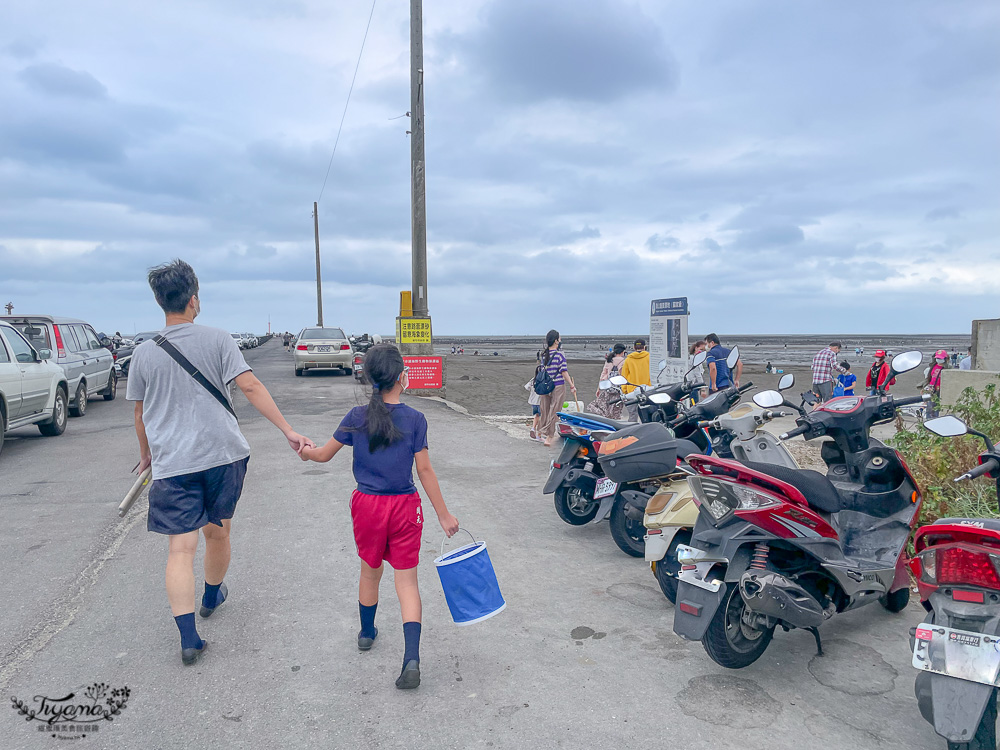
649;297;689;384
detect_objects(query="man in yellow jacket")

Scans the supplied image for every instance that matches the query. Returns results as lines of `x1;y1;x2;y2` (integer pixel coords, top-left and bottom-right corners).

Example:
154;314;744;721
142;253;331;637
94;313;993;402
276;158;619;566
620;339;651;421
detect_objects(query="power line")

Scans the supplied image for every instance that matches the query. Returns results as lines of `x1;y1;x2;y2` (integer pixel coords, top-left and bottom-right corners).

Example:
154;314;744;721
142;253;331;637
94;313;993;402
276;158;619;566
317;0;378;205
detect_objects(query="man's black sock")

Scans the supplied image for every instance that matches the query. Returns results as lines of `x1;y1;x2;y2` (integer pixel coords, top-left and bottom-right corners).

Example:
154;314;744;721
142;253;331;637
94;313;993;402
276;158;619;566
203;582;224;609
174;613;203;650
359;602;378;639
402;621;421;664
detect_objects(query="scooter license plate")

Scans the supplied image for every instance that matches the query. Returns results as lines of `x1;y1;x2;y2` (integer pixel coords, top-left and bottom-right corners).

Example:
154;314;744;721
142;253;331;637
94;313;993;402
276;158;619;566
913;625;1000;687
594;478;619;499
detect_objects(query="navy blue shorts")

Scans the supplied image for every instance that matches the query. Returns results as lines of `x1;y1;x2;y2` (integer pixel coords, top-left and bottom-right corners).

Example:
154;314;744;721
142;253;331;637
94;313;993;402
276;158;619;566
531;404;541;415
147;457;249;535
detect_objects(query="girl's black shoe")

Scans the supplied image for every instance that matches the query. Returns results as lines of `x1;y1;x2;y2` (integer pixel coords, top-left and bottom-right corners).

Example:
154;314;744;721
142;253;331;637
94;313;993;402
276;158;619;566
358;627;378;651
395;660;420;689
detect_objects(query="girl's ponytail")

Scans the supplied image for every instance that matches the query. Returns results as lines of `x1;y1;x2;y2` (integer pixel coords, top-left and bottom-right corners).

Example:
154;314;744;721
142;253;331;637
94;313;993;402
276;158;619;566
543;329;559;366
361;344;405;451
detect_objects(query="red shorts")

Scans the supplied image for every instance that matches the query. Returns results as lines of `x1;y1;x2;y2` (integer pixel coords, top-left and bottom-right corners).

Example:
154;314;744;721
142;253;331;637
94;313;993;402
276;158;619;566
350;490;424;570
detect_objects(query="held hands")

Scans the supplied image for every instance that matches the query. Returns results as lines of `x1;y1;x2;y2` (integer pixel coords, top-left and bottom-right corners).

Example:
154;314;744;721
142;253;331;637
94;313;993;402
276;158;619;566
438;511;460;537
284;430;315;455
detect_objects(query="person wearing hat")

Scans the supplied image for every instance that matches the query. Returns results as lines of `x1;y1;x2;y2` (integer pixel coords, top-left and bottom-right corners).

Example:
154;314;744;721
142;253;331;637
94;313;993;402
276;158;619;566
920;350;949;417
866;350;895;395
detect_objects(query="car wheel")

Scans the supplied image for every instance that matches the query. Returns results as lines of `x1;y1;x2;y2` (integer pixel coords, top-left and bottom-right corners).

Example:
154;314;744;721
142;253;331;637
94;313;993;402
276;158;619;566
295;368;304;377
69;383;87;417
103;372;118;401
38;387;68;436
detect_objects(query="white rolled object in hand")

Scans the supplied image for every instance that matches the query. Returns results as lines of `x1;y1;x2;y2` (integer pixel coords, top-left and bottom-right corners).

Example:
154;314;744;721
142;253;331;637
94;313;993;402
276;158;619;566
118;467;152;517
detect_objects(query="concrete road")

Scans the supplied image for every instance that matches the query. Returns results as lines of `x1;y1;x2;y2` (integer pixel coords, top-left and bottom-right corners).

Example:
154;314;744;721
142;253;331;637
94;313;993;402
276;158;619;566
0;340;943;749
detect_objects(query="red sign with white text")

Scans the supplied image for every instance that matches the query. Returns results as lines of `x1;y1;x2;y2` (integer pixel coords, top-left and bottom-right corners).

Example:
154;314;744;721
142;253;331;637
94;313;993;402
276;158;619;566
404;356;444;389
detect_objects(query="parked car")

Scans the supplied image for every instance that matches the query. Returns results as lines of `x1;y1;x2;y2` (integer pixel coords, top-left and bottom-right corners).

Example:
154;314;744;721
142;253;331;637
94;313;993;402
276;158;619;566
293;327;353;376
0;322;70;459
1;315;117;416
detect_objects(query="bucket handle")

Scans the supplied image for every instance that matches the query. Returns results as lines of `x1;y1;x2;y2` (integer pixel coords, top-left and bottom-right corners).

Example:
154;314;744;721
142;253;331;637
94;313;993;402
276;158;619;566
440;528;478;557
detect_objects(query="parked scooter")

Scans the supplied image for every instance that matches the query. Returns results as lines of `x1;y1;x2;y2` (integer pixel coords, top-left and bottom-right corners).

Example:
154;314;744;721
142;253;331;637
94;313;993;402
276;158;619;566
910;414;1000;749
645;373;800;603
672;351;930;668
542;351;716;557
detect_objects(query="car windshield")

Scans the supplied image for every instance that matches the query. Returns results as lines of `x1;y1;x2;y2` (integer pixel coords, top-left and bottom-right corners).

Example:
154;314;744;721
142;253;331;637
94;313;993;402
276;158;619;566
231;334;241;339
10;321;50;350
300;328;345;340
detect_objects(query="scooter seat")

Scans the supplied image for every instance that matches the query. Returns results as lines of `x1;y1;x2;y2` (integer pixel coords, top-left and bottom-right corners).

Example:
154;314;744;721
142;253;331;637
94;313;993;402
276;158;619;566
933;517;1000;533
741;461;844;515
573;412;634;431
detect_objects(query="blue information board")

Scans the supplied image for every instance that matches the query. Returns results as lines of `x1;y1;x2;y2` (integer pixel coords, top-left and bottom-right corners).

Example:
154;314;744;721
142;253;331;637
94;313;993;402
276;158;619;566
650;298;689;317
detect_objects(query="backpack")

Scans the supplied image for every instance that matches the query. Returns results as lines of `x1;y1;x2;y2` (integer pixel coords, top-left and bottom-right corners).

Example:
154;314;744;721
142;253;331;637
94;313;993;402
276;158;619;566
533;364;556;396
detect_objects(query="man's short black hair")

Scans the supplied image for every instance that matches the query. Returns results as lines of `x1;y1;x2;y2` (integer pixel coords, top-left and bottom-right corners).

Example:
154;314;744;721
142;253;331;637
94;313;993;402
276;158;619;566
634;339;646;350
830;342;842;348
148;260;199;314
706;333;720;346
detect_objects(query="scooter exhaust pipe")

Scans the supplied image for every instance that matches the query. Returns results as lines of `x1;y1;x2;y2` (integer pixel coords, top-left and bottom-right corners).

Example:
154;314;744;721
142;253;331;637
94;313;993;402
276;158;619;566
739;570;832;629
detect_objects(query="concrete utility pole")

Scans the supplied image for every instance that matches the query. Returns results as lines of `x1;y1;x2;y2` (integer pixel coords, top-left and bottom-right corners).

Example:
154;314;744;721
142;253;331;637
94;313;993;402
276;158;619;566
313;201;324;326
4;302;12;315
410;0;428;317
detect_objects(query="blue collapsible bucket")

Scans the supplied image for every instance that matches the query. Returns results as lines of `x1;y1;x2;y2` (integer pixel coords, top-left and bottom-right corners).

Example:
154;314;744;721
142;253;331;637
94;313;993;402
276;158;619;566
434;529;506;626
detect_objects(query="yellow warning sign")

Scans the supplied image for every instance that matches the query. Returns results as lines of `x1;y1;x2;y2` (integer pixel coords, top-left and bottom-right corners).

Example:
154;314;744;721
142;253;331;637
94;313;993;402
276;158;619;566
398;317;431;344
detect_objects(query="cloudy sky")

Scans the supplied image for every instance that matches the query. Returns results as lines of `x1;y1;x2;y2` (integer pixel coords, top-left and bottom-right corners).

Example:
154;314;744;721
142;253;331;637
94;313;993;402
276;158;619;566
1;0;997;336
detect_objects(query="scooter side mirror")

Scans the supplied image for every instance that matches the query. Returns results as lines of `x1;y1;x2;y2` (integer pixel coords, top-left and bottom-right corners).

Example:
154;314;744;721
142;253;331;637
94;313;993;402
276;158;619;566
753;390;783;408
692;350;707;367
889;350;922;376
648;393;672;405
608;375;628;386
598;379;613;391
727;346;740;369
657;359;667;372
778;373;794;391
923;415;968;438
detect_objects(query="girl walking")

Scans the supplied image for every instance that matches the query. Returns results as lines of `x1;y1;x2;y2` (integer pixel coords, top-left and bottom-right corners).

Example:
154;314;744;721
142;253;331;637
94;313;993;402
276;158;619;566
538;330;576;447
299;344;459;689
586;343;626;418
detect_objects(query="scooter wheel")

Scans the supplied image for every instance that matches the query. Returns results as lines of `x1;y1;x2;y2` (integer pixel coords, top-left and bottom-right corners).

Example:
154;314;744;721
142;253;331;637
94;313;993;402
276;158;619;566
702;582;774;669
553;486;599;525
879;587;910;613
653;530;691;604
609;497;645;558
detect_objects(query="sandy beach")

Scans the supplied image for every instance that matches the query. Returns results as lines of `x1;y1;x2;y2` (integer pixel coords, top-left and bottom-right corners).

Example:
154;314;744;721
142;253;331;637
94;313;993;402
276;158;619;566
443;355;929;417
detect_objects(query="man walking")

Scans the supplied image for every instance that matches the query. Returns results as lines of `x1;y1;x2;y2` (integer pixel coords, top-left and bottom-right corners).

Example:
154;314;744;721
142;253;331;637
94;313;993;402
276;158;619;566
283;331;292;352
811;342;847;403
620;339;651;421
127;260;313;665
705;333;742;393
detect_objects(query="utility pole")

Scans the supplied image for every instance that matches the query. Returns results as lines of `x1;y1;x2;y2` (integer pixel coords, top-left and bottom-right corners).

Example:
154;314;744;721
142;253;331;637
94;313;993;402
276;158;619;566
410;0;428;318
313;201;324;326
4;302;12;315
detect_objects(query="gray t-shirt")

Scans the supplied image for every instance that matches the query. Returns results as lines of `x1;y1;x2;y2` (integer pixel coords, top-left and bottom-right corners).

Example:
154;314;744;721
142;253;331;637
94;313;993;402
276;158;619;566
126;323;252;479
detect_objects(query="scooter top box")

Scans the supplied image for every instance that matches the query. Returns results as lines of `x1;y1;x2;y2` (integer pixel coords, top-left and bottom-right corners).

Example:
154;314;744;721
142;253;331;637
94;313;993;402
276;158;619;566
597;423;678;483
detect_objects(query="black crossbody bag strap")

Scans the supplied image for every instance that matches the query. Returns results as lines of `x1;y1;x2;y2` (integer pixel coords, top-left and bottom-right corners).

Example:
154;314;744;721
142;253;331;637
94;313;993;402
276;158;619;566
153;335;238;422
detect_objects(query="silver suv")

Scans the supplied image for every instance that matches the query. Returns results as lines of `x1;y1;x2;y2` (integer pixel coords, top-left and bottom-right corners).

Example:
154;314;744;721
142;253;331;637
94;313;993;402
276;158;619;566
1;315;117;417
0;322;70;459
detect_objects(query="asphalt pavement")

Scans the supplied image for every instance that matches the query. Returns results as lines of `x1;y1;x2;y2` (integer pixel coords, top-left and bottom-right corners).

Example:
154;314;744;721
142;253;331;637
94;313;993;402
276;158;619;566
0;339;942;749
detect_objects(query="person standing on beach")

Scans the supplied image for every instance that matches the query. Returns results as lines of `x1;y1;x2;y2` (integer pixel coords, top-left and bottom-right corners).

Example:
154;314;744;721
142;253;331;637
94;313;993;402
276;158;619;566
538;330;577;446
920;350;949;418
866;350;895;394
127;260;314;665
810;342;847;403
960;347;973;370
705;334;741;393
298;344;459;689
620;339;651;420
586;343;626;418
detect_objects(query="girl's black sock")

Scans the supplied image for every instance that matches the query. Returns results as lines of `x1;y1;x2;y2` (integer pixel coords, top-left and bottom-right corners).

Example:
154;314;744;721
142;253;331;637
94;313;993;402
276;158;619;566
402;621;421;663
174;613;203;650
359;602;378;638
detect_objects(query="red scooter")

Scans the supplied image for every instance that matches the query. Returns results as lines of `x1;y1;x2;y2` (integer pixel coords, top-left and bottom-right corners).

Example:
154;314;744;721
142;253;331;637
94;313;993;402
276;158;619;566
911;414;1000;749
672;351;929;668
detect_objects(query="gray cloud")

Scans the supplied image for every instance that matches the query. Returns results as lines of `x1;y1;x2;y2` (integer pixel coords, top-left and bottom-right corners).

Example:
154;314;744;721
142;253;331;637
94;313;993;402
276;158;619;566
18;62;107;98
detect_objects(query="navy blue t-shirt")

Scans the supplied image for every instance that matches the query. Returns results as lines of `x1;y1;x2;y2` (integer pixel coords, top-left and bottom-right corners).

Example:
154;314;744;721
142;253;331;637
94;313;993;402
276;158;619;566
706;345;733;389
334;403;428;495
